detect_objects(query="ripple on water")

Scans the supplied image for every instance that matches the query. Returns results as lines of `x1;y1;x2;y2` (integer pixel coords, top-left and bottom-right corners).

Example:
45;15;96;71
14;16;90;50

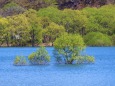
0;47;115;86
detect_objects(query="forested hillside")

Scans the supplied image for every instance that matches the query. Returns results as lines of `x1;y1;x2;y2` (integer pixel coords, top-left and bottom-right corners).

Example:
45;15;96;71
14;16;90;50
0;0;115;16
0;0;115;47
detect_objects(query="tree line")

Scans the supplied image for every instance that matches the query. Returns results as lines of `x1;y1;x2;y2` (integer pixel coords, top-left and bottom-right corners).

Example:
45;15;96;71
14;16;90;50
0;4;115;47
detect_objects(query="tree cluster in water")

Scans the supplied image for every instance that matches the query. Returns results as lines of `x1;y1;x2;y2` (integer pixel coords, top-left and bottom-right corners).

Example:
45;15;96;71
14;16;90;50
14;34;95;65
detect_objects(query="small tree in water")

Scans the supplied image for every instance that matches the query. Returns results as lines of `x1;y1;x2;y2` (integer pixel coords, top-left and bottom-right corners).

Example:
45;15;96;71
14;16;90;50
14;56;26;66
54;33;94;64
28;47;50;65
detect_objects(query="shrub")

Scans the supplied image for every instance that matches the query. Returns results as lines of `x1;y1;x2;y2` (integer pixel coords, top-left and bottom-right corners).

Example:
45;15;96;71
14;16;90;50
28;47;50;65
85;55;95;63
84;32;112;46
53;33;94;64
14;56;26;66
3;2;25;16
76;55;95;64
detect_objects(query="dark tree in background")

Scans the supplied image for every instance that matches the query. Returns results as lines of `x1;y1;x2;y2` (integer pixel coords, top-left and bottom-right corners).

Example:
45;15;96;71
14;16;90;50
56;0;114;9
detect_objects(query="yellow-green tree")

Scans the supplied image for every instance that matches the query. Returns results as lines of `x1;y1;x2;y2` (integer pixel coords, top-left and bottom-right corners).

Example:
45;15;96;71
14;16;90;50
0;17;9;46
83;5;115;35
84;32;112;46
24;9;43;47
38;7;88;35
54;33;87;64
28;47;50;65
61;9;88;35
43;22;65;44
7;14;30;46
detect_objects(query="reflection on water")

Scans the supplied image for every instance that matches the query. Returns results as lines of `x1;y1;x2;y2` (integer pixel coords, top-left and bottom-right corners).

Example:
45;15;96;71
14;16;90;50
0;47;115;86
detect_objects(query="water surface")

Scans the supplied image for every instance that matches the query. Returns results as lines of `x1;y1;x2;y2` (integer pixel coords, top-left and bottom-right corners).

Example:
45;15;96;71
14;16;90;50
0;47;115;86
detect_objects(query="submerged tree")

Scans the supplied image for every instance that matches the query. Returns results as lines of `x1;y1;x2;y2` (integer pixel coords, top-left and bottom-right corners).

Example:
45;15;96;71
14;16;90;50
28;47;50;65
14;56;26;66
53;33;94;64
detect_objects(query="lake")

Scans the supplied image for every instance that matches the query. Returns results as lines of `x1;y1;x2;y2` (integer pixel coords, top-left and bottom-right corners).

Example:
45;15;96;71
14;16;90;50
0;47;115;86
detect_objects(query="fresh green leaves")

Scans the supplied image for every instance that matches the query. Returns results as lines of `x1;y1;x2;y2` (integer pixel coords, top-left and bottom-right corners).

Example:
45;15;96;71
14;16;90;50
28;47;50;65
43;22;65;43
53;34;92;64
0;5;115;46
14;56;26;66
84;32;112;46
54;33;85;49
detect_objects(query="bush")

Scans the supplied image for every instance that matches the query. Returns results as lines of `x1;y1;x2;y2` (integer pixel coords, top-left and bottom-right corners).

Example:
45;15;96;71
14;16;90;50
85;55;95;63
28;47;50;65
53;33;94;64
84;32;112;46
14;56;26;66
75;55;94;64
3;2;25;16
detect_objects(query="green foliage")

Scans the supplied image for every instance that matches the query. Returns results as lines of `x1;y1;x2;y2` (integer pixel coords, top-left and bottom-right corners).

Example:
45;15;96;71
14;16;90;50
2;2;25;16
0;17;9;46
83;7;101;33
3;2;19;9
24;9;43;46
84;32;112;46
61;9;88;34
0;5;115;47
38;7;61;24
54;33;85;49
85;55;95;63
38;7;88;34
43;22;65;43
53;33;90;64
83;5;115;35
14;56;26;66
13;0;57;10
28;47;50;65
111;34;115;45
0;17;8;30
75;55;95;64
39;17;51;29
7;14;30;46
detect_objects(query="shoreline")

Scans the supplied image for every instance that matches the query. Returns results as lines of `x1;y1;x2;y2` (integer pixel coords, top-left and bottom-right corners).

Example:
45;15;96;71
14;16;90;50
0;46;115;48
0;43;115;47
0;43;53;47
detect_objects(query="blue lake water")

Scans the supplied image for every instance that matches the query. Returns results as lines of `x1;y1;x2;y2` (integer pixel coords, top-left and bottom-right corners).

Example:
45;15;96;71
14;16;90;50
0;47;115;86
